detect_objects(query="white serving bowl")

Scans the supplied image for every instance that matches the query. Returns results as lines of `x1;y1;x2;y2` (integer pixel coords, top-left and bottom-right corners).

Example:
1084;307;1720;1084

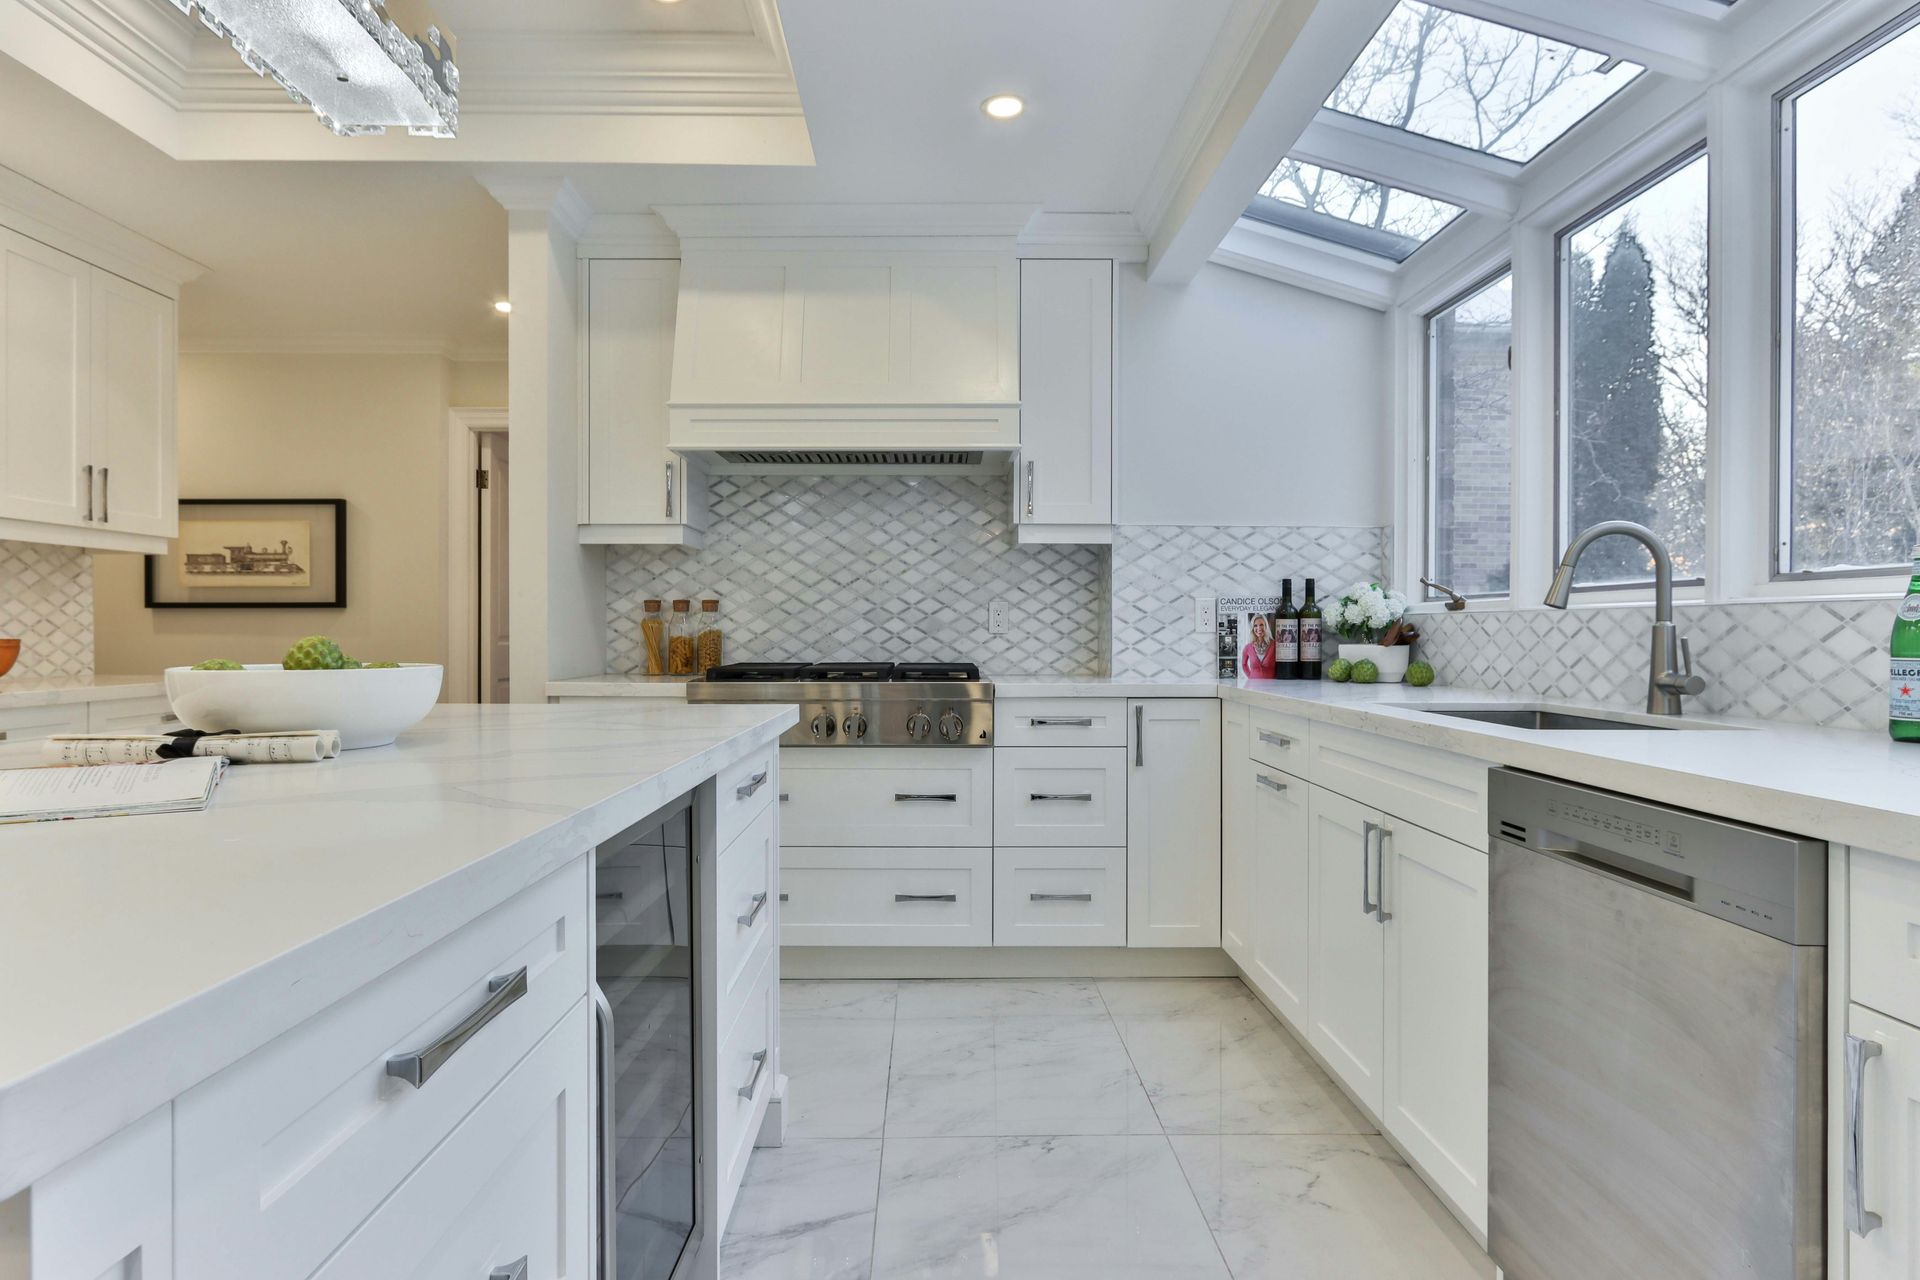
163;663;444;749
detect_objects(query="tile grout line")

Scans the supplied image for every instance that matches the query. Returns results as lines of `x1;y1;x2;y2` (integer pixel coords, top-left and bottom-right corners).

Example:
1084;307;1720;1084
865;984;899;1277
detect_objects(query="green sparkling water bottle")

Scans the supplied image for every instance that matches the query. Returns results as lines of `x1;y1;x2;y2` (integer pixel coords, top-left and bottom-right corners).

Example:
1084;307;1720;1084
1893;545;1920;742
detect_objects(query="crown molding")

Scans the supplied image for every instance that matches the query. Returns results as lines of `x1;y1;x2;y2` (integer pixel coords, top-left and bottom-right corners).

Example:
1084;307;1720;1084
576;213;680;260
1016;213;1149;261
653;203;1042;242
475;175;594;239
178;335;506;361
0;164;204;293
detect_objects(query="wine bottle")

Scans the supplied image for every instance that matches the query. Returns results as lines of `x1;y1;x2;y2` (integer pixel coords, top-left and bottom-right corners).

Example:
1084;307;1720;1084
1273;579;1299;681
1893;545;1920;742
1298;579;1323;680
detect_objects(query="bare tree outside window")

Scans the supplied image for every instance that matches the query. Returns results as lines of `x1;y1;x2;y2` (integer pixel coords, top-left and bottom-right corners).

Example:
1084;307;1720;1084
1429;274;1514;598
1257;159;1462;247
1783;14;1920;573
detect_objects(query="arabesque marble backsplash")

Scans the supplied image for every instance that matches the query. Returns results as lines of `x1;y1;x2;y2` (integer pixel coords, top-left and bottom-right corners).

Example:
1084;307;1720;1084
0;540;93;678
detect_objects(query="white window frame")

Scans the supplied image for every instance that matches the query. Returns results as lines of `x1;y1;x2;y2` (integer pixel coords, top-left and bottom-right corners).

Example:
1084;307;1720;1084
1420;265;1515;604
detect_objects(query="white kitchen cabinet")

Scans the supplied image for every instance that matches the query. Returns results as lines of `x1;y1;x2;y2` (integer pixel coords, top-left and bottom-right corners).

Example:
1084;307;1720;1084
1249;763;1311;1032
582;258;706;545
1016;259;1112;543
779;846;993;947
1126;699;1221;948
993;745;1127;847
0;227;91;531
1307;784;1386;1116
88;270;175;539
86;695;177;734
1220;702;1252;966
14;1106;172;1280
1382;819;1488;1231
992;846;1127;947
0;703;87;747
1852;847;1920;1030
1848;1004;1920;1280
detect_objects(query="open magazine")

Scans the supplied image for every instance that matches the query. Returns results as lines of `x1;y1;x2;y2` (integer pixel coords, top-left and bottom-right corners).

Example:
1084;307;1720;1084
0;755;229;823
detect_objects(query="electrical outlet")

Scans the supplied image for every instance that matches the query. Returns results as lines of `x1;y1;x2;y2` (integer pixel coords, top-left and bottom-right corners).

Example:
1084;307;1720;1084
989;599;1011;635
1194;594;1217;635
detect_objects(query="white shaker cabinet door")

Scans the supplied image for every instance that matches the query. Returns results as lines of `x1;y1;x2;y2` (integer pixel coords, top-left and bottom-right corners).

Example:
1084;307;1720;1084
1220;702;1252;965
586;258;702;532
1125;699;1221;948
1248;763;1311;1033
23;1106;173;1280
90;269;175;538
1306;784;1386;1117
0;227;92;529
1017;258;1112;535
1849;1004;1920;1280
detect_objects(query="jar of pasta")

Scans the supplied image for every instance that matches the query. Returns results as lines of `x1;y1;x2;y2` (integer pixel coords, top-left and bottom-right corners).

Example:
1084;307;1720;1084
668;599;696;676
697;598;724;674
640;599;667;675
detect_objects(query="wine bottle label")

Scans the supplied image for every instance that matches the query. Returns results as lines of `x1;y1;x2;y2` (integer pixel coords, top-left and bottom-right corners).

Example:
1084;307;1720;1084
1895;660;1920;722
1275;621;1299;662
1300;620;1322;663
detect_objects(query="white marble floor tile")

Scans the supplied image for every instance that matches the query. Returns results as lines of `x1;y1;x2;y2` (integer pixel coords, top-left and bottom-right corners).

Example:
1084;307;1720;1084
893;978;1106;1019
781;1016;895;1139
1169;1134;1494;1280
871;1135;1231;1279
885;1015;1161;1137
719;1139;883;1280
1096;977;1270;1022
781;980;900;1020
1112;1007;1374;1136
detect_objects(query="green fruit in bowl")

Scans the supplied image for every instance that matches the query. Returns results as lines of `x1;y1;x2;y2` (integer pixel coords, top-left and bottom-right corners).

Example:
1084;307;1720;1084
283;635;348;670
1326;657;1353;683
363;661;401;669
191;658;244;671
1406;660;1436;688
1351;659;1380;685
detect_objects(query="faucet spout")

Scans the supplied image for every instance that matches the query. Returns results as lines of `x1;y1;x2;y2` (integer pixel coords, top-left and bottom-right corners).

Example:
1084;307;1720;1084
1546;520;1700;716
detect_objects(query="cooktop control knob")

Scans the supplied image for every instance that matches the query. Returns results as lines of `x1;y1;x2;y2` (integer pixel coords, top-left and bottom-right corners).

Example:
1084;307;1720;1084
938;709;964;742
906;711;933;741
843;712;869;741
810;712;837;741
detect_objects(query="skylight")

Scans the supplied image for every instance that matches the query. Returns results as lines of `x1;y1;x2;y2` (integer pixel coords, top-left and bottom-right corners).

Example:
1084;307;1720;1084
1328;1;1645;163
1247;159;1465;262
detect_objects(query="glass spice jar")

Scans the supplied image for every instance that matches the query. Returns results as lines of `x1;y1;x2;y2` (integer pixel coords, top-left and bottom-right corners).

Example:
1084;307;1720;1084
667;599;696;676
696;598;724;674
640;599;667;675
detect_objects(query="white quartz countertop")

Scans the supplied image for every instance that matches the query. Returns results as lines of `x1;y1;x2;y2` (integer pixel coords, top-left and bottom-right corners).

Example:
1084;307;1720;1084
1223;680;1920;862
0;674;165;709
0;700;796;1199
547;673;699;698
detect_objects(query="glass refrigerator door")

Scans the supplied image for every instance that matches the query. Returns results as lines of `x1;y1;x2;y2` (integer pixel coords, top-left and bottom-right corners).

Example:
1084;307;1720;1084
596;800;697;1279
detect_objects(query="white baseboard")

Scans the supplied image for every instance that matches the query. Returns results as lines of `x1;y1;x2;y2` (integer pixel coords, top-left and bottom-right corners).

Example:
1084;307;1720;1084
778;946;1237;980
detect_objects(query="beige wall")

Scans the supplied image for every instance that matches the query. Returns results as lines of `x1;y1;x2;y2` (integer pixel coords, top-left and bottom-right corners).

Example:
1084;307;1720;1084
95;353;507;674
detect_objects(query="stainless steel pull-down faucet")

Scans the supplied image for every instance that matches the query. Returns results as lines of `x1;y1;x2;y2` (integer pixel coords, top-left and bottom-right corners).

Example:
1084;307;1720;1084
1545;520;1706;716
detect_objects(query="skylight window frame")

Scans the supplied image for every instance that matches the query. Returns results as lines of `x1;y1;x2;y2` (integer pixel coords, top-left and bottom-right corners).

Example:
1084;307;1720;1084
1245;157;1469;264
1423;263;1516;603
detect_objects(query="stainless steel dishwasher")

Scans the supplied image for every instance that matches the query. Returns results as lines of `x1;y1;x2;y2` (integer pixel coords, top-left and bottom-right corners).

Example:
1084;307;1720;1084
1487;769;1827;1280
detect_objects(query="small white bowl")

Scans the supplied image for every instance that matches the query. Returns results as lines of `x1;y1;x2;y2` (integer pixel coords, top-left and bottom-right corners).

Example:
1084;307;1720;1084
164;663;444;749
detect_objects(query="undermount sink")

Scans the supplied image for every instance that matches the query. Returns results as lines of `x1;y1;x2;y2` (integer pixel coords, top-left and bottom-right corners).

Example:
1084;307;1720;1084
1388;705;1732;732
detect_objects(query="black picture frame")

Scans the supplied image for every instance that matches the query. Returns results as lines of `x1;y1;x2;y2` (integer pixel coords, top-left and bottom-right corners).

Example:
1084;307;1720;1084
144;498;347;609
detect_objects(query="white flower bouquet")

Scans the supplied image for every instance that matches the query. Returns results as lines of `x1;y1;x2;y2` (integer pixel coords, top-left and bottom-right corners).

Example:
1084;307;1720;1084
1326;581;1409;644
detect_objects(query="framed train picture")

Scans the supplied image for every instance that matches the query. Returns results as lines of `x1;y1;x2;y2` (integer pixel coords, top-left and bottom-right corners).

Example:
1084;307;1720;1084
145;499;347;608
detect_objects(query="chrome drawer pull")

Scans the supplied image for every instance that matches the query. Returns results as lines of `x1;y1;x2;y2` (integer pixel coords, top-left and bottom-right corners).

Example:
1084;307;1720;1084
1256;774;1287;793
1030;892;1093;902
894;793;959;803
82;464;93;521
1029;716;1093;727
896;892;958;902
739;1049;768;1100
738;891;770;927
779;892;790;902
1134;705;1144;766
1029;792;1095;802
1258;730;1292;748
1361;821;1379;918
596;891;625;903
490;1257;529;1280
735;769;769;800
386;966;529;1088
1847;1034;1884;1237
100;467;108;523
779;792;790;802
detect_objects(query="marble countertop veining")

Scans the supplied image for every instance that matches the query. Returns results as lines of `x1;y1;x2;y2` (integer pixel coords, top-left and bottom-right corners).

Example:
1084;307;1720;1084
0;674;166;709
0;700;796;1200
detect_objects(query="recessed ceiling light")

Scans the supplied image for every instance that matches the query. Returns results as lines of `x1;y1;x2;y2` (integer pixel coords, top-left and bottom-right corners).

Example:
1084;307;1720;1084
493;299;512;315
982;94;1025;121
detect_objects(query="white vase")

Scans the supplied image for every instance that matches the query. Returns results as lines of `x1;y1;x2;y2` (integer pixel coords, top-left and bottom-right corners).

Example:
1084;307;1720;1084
1338;643;1412;683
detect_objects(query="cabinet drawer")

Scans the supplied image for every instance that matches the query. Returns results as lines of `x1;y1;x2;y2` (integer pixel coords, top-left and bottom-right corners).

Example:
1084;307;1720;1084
1309;722;1488;848
1853;847;1920;1027
1247;704;1310;774
994;746;1127;846
995;698;1128;747
993;847;1126;947
0;702;87;745
779;847;993;946
717;742;777;850
311;999;590;1280
85;694;179;734
779;748;992;847
717;802;778;1012
174;859;589;1280
717;945;777;1229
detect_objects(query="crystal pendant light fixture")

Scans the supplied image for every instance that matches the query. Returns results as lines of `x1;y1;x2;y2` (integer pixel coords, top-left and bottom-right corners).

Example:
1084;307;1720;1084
170;0;459;138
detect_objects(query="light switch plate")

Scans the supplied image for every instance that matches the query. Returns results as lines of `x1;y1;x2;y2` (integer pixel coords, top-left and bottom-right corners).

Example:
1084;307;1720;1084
989;599;1011;635
1194;595;1216;635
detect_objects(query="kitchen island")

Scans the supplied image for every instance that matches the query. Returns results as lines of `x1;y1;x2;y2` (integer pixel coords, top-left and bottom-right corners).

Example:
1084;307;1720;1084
0;699;795;1280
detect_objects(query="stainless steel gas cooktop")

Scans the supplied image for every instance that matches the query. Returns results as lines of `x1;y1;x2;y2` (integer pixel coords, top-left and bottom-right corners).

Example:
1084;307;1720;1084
686;661;993;747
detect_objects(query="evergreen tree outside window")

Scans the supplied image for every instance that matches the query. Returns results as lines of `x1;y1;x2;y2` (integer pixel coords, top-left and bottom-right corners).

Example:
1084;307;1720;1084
1779;9;1920;575
1557;152;1710;587
1428;272;1513;598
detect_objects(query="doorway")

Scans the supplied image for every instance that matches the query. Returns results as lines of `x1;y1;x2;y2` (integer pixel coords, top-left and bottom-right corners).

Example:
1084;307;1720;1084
445;406;508;703
477;431;510;703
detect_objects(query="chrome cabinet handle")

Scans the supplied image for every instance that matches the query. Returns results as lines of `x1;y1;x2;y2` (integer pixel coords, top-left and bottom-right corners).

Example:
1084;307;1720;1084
1257;730;1292;748
894;792;958;802
778;892;790;902
100;466;108;523
779;792;790;802
596;890;624;903
896;892;957;902
1134;705;1144;766
1374;825;1393;923
664;460;675;518
1028;717;1093;727
82;464;93;521
490;1257;528;1280
738;1048;768;1100
1029;792;1094;802
1847;1034;1884;1237
1256;774;1287;793
736;769;769;800
1030;892;1093;902
1025;460;1035;517
738;891;769;928
386;966;529;1088
592;985;617;1280
1360;821;1379;918
0;731;8;742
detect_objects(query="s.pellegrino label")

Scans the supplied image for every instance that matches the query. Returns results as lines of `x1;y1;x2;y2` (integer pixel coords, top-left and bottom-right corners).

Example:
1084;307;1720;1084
1892;548;1920;742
